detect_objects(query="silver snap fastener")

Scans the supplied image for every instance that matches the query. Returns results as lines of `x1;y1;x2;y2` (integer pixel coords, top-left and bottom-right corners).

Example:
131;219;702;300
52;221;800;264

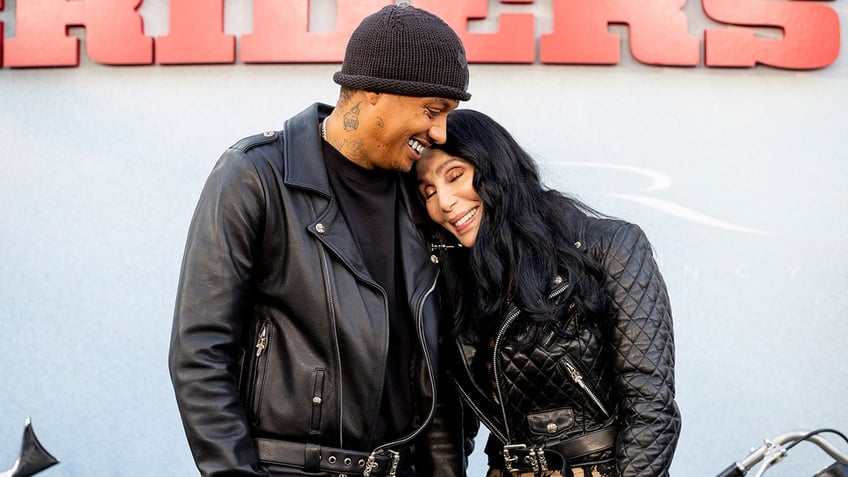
312;396;322;405
328;456;336;464
344;457;352;466
316;223;325;234
430;255;438;264
547;422;558;433
263;131;274;137
574;241;582;249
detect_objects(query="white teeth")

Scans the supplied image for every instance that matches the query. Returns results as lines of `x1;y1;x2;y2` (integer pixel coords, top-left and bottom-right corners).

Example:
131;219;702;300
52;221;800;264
455;208;477;227
408;138;424;154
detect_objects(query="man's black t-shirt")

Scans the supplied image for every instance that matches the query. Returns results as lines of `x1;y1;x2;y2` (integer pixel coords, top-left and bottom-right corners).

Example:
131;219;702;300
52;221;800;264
322;139;415;442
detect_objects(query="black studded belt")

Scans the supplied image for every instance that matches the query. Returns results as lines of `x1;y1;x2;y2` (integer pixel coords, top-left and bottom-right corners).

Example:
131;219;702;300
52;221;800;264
255;438;407;476
488;425;617;474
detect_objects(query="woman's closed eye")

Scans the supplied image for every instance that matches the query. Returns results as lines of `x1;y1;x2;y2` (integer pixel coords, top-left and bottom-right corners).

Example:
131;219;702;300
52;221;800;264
419;185;436;200
446;167;464;182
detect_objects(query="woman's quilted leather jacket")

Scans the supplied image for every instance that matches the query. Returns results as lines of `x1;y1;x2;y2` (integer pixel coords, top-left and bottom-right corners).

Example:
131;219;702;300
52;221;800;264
447;213;681;477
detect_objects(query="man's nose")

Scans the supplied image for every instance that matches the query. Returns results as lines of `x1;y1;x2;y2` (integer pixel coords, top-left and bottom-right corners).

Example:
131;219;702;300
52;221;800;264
429;116;448;145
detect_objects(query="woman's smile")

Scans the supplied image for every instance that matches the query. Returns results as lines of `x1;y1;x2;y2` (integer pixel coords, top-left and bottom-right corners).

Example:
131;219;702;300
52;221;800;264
416;149;483;248
451;206;479;231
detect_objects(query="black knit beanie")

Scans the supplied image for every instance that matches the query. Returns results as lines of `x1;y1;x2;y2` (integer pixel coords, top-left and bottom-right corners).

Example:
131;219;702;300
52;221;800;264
333;3;471;101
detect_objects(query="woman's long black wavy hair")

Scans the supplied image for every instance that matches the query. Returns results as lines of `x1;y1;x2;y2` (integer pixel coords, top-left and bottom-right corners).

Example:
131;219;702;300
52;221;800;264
420;109;610;340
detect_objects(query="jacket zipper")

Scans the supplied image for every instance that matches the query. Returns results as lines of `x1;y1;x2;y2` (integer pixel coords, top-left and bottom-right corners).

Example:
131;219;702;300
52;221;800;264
492;306;523;443
255;324;268;357
450;374;509;444
490;280;571;444
317;247;345;445
369;269;440;453
539;306;610;417
560;354;610;417
250;322;271;423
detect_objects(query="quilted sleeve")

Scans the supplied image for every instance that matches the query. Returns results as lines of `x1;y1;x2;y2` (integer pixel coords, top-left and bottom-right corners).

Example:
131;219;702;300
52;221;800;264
600;223;681;477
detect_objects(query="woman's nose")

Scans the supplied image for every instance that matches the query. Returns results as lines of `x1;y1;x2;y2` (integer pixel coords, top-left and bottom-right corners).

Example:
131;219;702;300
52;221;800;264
439;194;456;212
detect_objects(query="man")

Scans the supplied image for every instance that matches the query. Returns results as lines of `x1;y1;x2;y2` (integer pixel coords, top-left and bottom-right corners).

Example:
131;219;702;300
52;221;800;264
168;4;471;477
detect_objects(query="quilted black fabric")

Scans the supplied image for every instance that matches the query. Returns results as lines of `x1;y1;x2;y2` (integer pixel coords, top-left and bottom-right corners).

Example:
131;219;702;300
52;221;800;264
451;217;681;476
597;221;681;477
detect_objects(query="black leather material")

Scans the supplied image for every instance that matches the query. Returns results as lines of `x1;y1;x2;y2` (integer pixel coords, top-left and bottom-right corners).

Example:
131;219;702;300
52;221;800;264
485;424;617;473
255;438;406;476
450;213;681;477
169;103;463;477
555;425;618;459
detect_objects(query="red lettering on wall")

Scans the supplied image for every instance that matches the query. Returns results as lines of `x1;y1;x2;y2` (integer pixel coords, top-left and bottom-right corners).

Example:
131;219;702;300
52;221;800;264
704;0;840;69
156;0;234;64
540;0;699;65
241;0;387;62
0;0;843;69
4;0;152;67
415;0;535;63
1;0;5;67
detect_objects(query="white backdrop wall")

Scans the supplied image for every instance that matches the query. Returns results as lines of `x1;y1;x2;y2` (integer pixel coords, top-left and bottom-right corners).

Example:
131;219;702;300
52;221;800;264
1;1;846;475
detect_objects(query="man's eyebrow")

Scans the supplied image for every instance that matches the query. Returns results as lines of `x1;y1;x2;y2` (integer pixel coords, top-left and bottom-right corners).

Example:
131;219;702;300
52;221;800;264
425;98;458;110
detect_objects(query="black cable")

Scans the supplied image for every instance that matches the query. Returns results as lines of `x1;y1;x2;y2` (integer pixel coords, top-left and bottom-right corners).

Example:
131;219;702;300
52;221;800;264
784;428;848;452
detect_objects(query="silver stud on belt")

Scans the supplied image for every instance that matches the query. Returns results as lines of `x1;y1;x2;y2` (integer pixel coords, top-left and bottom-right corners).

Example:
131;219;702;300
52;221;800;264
363;449;401;477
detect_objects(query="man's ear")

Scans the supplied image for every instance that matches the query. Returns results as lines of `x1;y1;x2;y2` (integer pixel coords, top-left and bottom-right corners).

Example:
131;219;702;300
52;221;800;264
363;91;382;105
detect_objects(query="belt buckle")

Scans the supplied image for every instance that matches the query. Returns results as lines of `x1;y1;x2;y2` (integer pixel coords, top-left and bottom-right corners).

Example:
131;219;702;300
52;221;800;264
362;449;400;477
502;444;526;473
503;444;549;475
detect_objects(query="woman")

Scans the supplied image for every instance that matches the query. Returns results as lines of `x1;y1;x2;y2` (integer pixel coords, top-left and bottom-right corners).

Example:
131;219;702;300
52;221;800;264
413;110;681;477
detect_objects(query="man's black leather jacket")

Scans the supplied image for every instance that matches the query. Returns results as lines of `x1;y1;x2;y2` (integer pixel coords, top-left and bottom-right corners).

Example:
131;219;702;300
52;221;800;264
169;103;464;477
447;212;681;476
